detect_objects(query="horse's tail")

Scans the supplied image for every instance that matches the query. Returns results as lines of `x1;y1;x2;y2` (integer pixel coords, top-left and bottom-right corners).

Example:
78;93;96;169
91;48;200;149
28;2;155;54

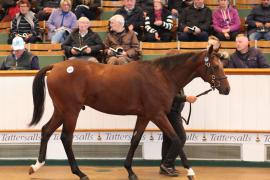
29;65;54;127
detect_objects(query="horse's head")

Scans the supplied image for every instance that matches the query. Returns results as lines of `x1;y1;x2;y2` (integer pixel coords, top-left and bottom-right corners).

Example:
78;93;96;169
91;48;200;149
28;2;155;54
198;45;230;95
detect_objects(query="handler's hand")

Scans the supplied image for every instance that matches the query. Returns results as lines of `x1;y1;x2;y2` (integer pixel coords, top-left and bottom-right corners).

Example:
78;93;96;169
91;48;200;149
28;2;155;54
186;96;197;103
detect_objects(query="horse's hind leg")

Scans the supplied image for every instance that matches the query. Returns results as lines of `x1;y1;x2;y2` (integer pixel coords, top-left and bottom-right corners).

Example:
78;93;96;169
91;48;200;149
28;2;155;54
29;109;63;174
124;116;149;180
61;112;88;180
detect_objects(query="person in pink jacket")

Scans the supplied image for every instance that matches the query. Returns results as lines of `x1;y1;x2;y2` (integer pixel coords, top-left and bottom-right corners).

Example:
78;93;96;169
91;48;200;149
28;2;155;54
212;0;241;41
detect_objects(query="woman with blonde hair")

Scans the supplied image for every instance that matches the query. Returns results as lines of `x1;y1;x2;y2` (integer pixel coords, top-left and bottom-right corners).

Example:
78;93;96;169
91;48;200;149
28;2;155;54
47;0;77;43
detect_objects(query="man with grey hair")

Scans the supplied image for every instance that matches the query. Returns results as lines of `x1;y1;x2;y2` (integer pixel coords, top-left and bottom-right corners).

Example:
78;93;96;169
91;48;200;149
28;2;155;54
114;0;144;39
62;17;104;62
104;14;140;65
227;34;270;68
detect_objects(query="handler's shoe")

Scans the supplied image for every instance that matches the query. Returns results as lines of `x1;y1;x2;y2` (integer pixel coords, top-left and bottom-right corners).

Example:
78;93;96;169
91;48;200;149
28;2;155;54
159;164;179;177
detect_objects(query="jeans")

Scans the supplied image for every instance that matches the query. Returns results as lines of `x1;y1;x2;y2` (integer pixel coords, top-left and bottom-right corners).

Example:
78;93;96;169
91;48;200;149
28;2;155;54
51;30;68;43
249;31;270;40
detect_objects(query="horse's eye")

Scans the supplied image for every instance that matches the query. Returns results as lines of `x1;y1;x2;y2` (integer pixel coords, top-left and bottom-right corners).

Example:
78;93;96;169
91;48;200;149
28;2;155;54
213;65;219;71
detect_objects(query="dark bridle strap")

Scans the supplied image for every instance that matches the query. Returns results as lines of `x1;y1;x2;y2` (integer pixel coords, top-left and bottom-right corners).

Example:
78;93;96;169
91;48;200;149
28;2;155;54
182;88;213;125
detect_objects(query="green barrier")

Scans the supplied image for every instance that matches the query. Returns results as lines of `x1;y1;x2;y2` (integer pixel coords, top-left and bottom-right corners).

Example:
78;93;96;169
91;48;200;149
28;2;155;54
38;56;64;68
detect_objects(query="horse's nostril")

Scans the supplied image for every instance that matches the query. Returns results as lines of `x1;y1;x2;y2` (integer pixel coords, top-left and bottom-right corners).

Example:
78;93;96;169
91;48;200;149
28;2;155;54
225;87;230;95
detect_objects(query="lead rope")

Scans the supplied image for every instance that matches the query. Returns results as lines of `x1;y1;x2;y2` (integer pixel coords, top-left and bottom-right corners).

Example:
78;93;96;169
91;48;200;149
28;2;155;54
182;88;213;125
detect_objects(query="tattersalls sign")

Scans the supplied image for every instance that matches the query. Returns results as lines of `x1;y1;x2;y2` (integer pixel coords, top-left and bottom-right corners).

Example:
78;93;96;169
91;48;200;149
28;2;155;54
0;131;268;144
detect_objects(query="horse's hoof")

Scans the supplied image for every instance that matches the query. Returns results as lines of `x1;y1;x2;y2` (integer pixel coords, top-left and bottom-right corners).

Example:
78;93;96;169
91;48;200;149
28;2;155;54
187;175;197;180
28;166;34;175
128;174;138;180
80;176;89;180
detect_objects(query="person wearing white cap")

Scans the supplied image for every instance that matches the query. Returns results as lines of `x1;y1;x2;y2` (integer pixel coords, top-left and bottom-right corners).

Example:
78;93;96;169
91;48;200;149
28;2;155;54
1;36;40;70
104;14;140;65
62;16;104;62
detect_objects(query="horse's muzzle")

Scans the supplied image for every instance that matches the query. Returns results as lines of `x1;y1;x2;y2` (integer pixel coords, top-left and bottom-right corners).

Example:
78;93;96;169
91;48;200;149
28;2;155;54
219;87;230;95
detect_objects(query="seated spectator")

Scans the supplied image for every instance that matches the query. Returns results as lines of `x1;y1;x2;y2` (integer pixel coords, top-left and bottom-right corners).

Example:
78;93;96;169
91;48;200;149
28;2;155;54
227;34;270;68
62;17;104;62
208;35;230;66
178;0;212;41
1;0;20;22
246;0;270;40
114;0;144;40
1;36;40;70
47;0;77;43
104;14;140;65
143;0;173;42
36;0;61;21
136;0;153;14
8;0;41;44
212;0;240;41
73;0;101;20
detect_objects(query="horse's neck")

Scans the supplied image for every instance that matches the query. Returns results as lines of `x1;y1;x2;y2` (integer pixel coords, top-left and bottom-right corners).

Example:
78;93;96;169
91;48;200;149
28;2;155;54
166;60;202;91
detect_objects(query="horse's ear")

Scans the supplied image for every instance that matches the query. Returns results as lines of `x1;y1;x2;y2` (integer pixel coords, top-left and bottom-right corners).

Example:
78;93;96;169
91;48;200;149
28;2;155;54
207;44;214;56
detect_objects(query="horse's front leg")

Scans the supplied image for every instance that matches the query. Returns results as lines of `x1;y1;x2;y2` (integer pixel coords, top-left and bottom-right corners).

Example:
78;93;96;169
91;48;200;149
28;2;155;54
124;116;149;180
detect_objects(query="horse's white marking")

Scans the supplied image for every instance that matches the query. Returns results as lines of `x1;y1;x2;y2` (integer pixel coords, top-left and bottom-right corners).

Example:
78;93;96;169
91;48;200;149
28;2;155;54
187;168;195;176
31;160;45;172
67;66;74;73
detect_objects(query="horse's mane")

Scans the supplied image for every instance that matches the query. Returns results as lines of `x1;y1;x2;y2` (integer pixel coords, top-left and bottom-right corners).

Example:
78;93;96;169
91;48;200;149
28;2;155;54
140;51;206;70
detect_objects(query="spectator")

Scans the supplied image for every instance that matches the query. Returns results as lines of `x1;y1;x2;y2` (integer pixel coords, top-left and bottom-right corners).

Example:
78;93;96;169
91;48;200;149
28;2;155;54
143;0;173;42
227;34;270;68
8;0;41;44
73;0;101;20
212;0;240;41
114;0;144;40
1;36;40;70
178;0;212;41
136;0;153;14
36;0;61;21
62;17;104;62
246;0;270;40
1;0;20;22
47;0;77;43
104;14;140;65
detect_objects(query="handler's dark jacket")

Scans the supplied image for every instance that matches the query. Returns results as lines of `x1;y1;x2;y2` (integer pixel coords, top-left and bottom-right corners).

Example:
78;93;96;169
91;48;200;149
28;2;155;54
62;28;104;61
171;89;186;114
227;47;270;68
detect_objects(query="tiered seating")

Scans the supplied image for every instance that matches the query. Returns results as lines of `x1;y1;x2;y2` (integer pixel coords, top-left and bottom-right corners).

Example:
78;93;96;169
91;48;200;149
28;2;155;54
100;0;122;20
178;41;208;52
204;0;219;9
89;20;108;41
140;41;178;60
236;0;260;18
0;21;11;44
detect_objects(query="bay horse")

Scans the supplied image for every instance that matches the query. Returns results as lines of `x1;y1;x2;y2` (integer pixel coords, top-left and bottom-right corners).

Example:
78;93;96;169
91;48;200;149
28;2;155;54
28;45;230;180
